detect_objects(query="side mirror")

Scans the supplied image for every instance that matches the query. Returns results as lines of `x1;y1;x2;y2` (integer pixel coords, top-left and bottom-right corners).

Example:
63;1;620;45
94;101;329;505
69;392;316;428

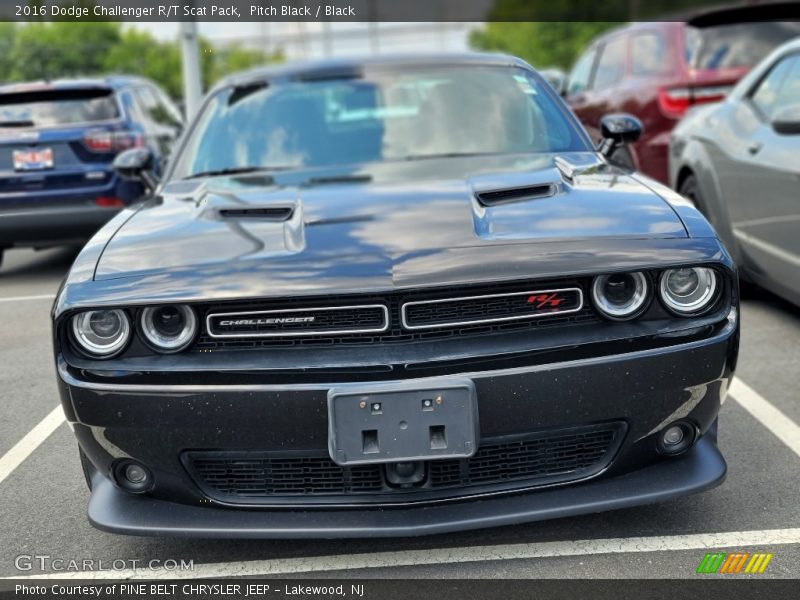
772;104;800;135
113;147;160;192
597;113;643;158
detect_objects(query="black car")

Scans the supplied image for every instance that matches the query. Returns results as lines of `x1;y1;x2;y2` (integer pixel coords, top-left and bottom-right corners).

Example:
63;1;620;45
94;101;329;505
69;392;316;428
670;37;800;307
0;76;182;268
52;54;739;538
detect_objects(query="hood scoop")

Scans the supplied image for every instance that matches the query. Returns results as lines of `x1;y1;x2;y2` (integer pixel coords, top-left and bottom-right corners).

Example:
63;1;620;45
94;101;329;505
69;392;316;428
217;206;294;220
476;183;556;206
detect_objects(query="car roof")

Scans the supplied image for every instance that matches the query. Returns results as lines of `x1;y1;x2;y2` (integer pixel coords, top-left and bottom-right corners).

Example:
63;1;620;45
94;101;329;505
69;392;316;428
215;52;532;90
0;75;152;95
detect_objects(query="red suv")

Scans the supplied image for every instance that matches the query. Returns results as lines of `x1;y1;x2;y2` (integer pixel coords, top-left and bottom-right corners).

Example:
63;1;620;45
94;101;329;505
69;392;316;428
564;12;800;184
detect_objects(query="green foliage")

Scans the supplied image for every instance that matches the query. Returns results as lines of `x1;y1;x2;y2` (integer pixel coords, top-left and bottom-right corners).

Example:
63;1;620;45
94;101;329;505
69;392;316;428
470;22;618;71
0;23;284;100
102;28;183;98
0;22;18;82
7;22;121;81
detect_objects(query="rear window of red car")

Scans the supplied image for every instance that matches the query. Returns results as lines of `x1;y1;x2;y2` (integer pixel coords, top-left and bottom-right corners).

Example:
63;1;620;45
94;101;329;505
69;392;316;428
685;22;800;70
0;88;120;128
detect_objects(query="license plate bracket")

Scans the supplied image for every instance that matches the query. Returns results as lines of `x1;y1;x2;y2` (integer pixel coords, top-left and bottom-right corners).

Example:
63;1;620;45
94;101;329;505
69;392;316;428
327;379;478;466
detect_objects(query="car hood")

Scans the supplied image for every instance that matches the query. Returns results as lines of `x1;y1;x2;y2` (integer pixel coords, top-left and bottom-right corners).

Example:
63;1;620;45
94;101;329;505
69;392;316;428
82;153;698;301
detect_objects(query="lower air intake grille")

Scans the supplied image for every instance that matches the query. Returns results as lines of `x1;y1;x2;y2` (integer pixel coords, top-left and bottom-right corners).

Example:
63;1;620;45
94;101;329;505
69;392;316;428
184;422;626;506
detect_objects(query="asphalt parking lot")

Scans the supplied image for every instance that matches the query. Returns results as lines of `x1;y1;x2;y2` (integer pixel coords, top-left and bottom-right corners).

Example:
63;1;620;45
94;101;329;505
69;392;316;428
1;246;798;580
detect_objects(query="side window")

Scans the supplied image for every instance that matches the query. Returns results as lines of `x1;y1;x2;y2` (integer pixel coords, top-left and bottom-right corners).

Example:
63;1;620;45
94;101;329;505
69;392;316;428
567;48;597;97
773;57;800;116
751;55;798;119
135;86;181;129
632;32;671;76
153;86;184;126
593;37;627;89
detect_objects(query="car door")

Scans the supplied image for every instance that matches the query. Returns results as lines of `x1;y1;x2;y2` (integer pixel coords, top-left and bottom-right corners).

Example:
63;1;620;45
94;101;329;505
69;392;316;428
725;53;800;297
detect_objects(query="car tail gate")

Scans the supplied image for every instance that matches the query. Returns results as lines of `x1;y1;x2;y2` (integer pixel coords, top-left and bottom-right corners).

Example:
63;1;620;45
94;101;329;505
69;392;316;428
0;87;134;206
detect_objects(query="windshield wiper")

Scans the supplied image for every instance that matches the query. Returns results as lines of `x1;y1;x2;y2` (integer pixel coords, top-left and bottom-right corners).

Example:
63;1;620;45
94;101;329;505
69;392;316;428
183;165;296;180
396;152;501;162
0;120;35;128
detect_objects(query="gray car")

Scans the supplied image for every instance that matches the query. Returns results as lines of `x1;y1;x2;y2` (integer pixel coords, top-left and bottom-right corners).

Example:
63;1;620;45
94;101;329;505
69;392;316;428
669;37;800;307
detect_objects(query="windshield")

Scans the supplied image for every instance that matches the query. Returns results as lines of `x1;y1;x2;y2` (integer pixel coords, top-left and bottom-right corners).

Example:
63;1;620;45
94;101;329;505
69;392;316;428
171;65;589;179
0;89;119;128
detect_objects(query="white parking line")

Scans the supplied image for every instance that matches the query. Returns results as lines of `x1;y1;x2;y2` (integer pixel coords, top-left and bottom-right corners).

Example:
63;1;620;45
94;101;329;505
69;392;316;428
730;378;800;458
5;527;800;580
0;406;64;485
0;293;55;304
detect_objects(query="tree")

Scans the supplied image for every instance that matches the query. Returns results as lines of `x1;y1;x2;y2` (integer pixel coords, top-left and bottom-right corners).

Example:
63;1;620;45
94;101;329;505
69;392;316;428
8;22;121;81
103;28;183;98
1;22;284;101
0;22;17;82
208;44;284;85
470;22;618;71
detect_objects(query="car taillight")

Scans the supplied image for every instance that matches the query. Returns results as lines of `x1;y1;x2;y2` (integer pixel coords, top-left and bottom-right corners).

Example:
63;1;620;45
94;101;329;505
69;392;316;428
658;87;692;119
658;85;732;119
95;196;125;208
83;129;143;153
693;85;732;102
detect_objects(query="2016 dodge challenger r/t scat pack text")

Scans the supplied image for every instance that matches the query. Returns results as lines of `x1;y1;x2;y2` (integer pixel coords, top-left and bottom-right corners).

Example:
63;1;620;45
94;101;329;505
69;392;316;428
52;54;739;538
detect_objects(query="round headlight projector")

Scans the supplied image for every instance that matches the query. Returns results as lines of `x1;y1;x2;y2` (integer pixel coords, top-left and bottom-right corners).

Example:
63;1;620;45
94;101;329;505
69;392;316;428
71;309;130;357
660;267;718;315
591;271;650;320
140;305;197;353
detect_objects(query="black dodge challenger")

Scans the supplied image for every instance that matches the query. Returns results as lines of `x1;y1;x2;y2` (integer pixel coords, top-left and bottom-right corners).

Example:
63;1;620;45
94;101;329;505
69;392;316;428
52;54;739;537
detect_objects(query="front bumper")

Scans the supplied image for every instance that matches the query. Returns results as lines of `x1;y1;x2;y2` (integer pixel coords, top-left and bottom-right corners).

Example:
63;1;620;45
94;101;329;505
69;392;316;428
86;435;725;538
59;310;737;537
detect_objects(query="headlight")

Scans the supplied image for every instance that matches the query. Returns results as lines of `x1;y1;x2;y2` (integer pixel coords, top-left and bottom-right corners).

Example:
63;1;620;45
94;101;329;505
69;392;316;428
659;267;718;315
591;272;650;320
139;305;197;353
71;309;131;357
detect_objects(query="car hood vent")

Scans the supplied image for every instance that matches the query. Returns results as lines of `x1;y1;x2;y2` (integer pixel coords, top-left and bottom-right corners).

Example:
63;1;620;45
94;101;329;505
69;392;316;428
217;206;294;220
476;183;556;206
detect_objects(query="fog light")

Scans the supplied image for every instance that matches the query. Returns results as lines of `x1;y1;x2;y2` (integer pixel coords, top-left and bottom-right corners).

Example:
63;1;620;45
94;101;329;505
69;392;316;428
124;463;147;484
662;426;684;446
657;421;697;456
113;460;153;493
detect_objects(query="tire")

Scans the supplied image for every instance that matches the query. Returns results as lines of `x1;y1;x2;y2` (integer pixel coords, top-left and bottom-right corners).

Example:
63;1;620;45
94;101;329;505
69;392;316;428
678;173;706;214
0;247;5;269
680;173;756;289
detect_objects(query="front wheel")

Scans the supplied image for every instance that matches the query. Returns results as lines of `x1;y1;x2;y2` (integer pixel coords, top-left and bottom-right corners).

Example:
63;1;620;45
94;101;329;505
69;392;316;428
681;174;755;288
678;174;705;213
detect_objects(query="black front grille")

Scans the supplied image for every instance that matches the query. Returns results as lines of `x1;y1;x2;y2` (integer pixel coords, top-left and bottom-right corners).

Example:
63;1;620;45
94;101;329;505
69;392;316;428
403;288;583;329
193;277;598;351
183;422;626;506
207;305;387;338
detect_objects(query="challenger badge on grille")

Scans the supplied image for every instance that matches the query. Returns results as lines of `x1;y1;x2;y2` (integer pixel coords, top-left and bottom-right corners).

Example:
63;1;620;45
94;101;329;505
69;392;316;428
401;287;583;330
206;304;389;338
